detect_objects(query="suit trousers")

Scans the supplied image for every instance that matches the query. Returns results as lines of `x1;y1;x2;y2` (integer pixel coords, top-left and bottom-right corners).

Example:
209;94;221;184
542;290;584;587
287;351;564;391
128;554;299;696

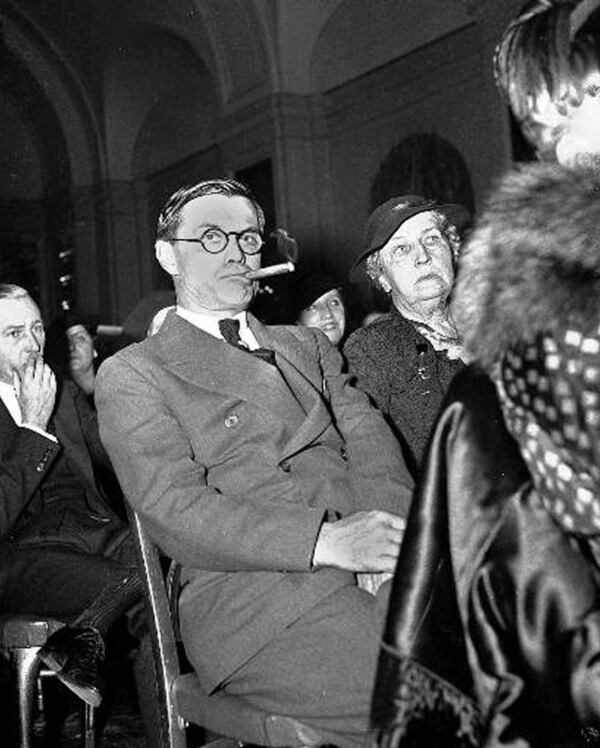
0;537;137;620
212;582;390;748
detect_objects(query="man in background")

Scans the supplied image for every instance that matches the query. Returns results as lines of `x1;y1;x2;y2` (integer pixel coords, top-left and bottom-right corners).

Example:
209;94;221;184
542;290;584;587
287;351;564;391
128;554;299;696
0;284;142;708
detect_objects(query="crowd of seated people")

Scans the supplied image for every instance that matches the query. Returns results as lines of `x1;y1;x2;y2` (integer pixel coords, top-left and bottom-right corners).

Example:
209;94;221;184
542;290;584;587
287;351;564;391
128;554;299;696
2;2;600;746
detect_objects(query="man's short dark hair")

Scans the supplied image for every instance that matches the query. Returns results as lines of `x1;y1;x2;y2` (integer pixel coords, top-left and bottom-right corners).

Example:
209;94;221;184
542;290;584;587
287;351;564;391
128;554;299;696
156;178;265;241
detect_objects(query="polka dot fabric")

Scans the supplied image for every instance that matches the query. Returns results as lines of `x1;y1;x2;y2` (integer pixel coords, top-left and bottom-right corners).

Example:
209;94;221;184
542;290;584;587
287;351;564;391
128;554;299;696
496;328;600;537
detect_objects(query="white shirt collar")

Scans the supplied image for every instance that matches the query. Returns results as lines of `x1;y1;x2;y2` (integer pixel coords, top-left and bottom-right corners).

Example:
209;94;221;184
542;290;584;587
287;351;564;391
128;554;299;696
0;380;21;424
175;306;259;349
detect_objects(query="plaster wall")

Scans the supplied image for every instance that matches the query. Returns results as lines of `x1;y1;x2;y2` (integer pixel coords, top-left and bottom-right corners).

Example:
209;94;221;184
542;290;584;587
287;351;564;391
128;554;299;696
320;23;513;271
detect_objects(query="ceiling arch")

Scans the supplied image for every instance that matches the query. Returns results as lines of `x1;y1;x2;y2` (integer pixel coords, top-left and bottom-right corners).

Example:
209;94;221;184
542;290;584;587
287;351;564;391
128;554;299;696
102;21;214;180
114;0;272;110
311;0;473;92
0;1;102;187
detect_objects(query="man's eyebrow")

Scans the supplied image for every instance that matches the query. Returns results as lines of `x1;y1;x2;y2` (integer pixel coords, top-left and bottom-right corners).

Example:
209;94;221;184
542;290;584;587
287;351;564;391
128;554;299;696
1;324;25;334
193;222;257;230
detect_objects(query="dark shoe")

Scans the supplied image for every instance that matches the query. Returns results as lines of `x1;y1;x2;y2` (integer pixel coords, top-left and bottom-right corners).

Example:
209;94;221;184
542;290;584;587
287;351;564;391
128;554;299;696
38;625;105;707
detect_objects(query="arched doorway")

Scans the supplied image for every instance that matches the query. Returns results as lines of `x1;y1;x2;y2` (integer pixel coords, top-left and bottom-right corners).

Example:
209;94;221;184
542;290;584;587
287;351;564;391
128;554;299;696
370;133;475;214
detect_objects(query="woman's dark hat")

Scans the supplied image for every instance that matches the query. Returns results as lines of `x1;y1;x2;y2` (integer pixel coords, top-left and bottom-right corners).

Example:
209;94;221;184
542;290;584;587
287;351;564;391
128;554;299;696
349;195;470;281
290;264;346;320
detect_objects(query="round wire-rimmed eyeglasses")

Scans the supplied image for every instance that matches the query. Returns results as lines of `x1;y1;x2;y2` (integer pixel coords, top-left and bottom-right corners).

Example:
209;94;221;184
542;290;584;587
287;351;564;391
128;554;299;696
170;228;263;255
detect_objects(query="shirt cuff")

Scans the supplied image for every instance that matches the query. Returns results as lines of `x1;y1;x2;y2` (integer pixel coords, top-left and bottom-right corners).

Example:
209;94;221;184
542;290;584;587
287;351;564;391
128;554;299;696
21;423;58;443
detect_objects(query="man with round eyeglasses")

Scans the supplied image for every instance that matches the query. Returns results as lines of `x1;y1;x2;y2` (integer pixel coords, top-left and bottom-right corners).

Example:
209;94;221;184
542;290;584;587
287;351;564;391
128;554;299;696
96;178;413;747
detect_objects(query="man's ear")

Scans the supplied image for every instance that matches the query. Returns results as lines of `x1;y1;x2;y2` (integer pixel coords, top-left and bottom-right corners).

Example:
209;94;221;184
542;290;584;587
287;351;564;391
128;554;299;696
155;240;179;277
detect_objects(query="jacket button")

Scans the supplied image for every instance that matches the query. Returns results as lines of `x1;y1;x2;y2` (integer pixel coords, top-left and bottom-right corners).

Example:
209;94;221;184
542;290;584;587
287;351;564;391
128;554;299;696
224;414;239;428
36;463;44;473
280;460;291;473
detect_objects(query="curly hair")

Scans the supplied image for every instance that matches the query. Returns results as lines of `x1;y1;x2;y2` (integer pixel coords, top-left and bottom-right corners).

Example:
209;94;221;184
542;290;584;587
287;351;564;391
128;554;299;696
364;212;462;292
494;0;600;161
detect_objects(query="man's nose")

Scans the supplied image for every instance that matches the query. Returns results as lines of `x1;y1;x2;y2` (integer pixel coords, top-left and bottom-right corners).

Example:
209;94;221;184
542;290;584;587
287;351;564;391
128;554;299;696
224;234;246;262
321;305;334;321
26;330;43;352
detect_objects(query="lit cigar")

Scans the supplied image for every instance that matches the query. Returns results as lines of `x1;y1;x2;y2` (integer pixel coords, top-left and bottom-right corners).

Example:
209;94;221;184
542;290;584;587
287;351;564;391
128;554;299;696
246;261;295;280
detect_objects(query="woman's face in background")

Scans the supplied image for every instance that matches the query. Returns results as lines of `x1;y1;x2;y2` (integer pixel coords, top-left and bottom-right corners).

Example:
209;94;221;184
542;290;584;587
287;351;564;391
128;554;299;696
299;288;346;346
66;324;96;374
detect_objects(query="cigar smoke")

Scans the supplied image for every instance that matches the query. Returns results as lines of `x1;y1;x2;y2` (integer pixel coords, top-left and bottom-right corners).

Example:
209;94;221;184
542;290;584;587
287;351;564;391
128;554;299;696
247;228;298;282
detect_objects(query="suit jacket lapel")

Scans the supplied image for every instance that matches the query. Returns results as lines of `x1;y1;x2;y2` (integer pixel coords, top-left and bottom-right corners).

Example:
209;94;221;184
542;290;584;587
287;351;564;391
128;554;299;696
156;313;333;461
250;318;334;460
155;313;306;430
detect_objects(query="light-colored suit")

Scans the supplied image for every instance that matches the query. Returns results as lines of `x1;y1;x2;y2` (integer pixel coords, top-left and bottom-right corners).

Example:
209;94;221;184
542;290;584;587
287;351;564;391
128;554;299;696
96;311;412;692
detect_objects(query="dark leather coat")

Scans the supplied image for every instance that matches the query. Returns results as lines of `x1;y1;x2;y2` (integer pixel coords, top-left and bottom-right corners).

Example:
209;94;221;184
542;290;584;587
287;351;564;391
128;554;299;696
373;369;600;747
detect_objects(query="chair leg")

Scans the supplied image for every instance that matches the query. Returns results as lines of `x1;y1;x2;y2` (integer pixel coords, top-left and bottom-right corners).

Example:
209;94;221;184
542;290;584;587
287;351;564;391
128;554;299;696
12;646;41;748
84;703;96;748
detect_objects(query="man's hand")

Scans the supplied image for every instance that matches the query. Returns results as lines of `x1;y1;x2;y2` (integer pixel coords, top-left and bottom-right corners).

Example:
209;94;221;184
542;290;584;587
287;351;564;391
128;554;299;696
312;510;406;573
14;358;56;431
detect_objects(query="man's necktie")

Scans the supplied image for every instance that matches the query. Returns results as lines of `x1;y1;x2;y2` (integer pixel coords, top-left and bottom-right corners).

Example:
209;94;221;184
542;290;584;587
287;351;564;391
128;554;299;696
218;319;276;366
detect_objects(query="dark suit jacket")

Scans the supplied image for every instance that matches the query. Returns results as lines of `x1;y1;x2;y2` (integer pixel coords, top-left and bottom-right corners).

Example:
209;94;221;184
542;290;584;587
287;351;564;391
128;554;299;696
96;311;412;690
0;379;125;553
344;307;464;476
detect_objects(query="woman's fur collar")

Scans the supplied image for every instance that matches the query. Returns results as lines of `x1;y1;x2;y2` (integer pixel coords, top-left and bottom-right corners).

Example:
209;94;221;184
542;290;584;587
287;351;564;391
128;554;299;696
452;163;600;369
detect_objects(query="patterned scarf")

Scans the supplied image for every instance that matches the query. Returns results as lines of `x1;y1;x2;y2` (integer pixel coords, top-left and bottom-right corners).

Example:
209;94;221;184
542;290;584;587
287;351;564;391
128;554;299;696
495;326;600;540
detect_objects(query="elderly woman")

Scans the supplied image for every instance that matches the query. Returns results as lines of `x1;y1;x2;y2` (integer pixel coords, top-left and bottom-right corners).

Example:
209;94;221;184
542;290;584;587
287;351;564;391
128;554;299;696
344;195;469;476
291;265;348;348
372;164;600;748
